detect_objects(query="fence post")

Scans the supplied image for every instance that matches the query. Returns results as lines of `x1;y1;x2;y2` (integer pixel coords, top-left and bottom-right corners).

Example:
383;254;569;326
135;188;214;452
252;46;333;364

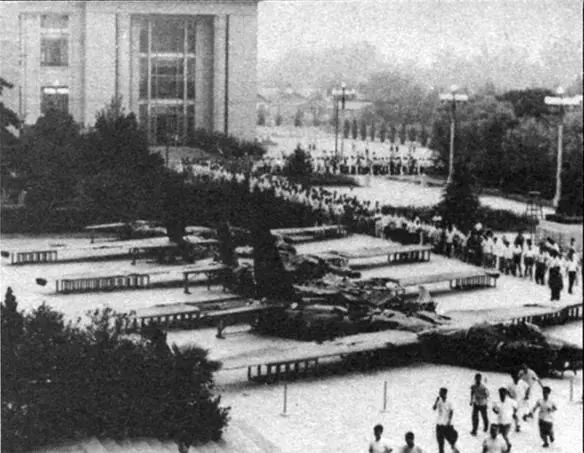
570;377;574;402
381;381;388;413
281;383;288;417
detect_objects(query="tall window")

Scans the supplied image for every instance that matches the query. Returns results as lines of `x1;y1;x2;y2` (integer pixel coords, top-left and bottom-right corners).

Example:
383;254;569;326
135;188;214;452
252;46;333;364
136;17;196;144
41;87;69;114
41;14;69;67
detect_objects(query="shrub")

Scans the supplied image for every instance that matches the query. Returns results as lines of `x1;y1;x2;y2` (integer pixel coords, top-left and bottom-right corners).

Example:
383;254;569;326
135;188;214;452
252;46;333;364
1;291;229;452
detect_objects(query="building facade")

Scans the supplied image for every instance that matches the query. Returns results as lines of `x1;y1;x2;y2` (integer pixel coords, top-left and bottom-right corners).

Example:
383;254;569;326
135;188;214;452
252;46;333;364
0;0;259;142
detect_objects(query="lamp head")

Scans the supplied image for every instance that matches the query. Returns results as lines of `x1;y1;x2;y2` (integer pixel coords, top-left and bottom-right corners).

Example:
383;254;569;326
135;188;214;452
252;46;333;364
450;84;459;93
341;82;346;89
556;86;565;96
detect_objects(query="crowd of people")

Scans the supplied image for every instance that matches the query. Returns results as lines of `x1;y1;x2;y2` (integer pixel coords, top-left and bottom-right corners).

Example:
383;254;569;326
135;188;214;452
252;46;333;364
253;142;433;176
185;159;582;302
369;365;558;453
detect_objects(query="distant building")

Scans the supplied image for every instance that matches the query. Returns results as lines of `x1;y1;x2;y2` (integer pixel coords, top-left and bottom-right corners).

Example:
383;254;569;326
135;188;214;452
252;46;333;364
0;0;259;143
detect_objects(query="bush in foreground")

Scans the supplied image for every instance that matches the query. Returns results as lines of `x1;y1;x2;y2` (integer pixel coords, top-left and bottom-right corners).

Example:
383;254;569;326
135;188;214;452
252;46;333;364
1;289;229;452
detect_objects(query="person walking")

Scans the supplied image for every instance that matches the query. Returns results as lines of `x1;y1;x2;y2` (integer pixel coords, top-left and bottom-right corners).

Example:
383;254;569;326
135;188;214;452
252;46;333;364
511;242;523;277
470;373;490;435
445;226;455;258
506;373;527;432
397;432;424;453
518;363;543;402
534;245;548;286
523;240;535;281
433;388;460;453
369;424;393;453
502;240;513;275
525;386;557;448
548;251;564;301
492;388;517;452
482;425;507;453
566;251;579;294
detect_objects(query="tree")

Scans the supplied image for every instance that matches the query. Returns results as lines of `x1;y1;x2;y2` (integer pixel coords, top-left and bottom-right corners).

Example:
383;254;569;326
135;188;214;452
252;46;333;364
80;97;165;219
379;123;387;143
0;78;20;164
1;295;229;453
399;123;407;144
16;109;82;210
251;225;295;301
389;125;397;143
343;118;351;139
257;109;266;126
360;119;367;140
498;88;555;118
351;118;358;139
294;110;303;127
430;96;517;187
284;145;312;178
419;126;429;147
408;126;417;143
501;117;555;197
439;159;481;232
370;123;376;141
557;112;583;216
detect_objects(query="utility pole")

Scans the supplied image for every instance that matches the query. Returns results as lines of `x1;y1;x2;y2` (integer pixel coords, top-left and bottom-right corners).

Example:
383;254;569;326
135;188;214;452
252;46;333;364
439;86;468;185
544;88;582;210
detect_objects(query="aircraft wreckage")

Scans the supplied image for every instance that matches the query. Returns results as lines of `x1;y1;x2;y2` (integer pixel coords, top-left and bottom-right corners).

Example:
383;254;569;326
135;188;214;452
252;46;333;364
417;322;583;376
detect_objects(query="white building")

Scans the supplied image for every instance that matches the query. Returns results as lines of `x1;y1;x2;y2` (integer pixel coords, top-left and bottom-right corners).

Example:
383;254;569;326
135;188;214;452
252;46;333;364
0;0;259;143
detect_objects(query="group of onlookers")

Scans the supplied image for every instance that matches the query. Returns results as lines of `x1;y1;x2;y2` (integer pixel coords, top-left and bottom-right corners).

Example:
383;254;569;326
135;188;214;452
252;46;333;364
187;159;581;302
370;365;558;453
253;148;429;177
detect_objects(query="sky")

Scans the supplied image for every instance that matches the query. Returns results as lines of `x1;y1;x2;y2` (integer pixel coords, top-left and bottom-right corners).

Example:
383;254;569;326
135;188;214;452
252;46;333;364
257;0;583;66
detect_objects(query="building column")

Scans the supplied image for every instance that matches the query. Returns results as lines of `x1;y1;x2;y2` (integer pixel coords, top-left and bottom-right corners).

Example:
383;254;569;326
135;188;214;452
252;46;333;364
83;7;116;126
213;15;226;134
116;13;131;111
69;11;85;124
22;13;41;125
194;16;214;132
128;18;141;116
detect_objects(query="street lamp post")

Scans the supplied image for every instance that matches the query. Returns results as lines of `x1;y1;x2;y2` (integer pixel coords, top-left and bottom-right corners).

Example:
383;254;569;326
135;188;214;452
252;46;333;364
332;83;356;162
439;86;469;185
544;87;582;210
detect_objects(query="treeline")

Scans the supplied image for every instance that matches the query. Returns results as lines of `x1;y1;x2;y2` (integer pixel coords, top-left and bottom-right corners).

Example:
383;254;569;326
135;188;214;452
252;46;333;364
1;97;266;232
349;82;582;211
1;288;229;452
430;91;583;213
336;118;430;147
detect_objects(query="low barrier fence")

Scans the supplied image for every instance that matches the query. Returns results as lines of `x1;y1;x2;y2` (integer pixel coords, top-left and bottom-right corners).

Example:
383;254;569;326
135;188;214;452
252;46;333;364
56;274;151;294
9;250;58;265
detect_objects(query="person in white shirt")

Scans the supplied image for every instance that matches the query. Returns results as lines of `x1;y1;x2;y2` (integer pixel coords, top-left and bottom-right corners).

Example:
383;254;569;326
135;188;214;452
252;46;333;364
517;363;542;401
369;424;393;453
547;252;564;301
482;425;507;453
534;246;548;286
526;386;557;448
433;388;459;453
523;241;535;281
511;243;523;277
493;237;504;272
502;241;513;275
566;251;580;294
445;226;455;257
398;432;424;453
482;234;495;268
492;388;517;452
506;373;528;432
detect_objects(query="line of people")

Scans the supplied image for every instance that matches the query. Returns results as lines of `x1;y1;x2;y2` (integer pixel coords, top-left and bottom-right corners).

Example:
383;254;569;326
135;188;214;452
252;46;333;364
369;365;558;453
187;160;581;302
